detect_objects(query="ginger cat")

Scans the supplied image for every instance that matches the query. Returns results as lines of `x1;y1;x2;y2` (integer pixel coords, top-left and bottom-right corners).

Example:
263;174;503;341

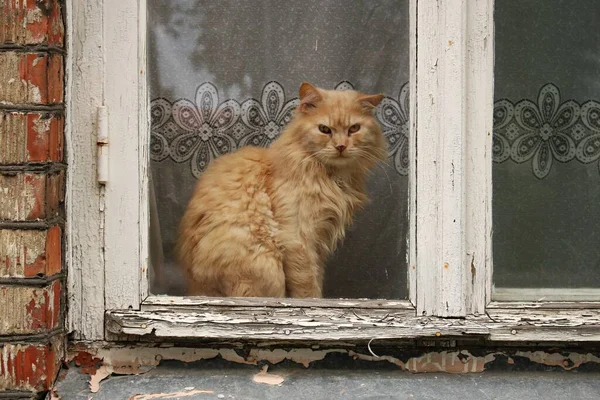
176;82;386;298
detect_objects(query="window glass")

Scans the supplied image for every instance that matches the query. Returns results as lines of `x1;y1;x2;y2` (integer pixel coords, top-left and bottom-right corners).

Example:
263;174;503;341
493;0;600;292
148;0;410;299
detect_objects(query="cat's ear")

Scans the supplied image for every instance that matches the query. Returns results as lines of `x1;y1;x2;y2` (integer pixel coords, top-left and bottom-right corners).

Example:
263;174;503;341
298;82;322;113
358;94;385;111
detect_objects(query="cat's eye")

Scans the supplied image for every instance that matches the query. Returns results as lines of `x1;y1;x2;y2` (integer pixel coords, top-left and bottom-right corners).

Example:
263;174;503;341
348;124;361;134
318;124;332;134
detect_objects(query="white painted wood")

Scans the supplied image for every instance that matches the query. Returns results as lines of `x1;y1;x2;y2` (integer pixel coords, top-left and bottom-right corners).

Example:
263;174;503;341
414;0;467;317
414;0;439;317
488;301;600;310
408;0;417;307
464;0;494;314
96;106;109;184
143;296;414;310
107;306;600;343
66;0;106;340
492;288;600;302
138;0;150;302
414;0;494;317
106;308;487;341
103;0;144;310
482;308;600;342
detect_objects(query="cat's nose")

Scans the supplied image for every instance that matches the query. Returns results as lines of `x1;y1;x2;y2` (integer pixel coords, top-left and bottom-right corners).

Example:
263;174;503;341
335;145;347;153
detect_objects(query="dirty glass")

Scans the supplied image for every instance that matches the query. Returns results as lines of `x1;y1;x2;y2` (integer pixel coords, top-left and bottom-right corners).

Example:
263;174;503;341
147;0;409;298
492;0;600;292
147;0;410;299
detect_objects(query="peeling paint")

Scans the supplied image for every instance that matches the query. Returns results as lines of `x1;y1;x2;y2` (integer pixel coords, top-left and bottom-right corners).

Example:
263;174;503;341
106;307;487;340
72;351;103;375
49;388;61;400
67;345;347;378
29;85;42;103
32;113;52;138
247;348;343;368
1;0;64;45
349;350;497;373
0;338;62;392
513;351;600;371
0;281;60;334
25;287;48;329
0;173;42;221
26;9;44;25
253;365;284;385
0;229;45;277
67;342;600;396
90;365;112;393
129;389;214;399
0;52;63;105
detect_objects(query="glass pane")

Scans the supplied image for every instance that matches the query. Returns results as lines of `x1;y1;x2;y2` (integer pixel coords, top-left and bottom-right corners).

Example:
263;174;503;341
148;0;410;299
493;0;600;294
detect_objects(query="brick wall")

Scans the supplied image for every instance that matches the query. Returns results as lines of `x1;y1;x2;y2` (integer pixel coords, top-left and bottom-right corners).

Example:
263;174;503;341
0;0;66;396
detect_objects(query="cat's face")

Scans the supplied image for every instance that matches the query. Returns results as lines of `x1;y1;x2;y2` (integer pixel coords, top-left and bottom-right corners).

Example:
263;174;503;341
293;83;387;169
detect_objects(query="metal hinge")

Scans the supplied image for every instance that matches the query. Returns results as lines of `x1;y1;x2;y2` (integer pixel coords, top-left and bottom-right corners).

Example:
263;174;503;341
97;106;109;184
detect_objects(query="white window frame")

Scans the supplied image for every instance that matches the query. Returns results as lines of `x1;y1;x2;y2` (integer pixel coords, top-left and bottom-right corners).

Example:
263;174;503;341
66;0;600;343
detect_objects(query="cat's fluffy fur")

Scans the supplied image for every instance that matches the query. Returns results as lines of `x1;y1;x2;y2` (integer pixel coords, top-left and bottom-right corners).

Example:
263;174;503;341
176;83;387;297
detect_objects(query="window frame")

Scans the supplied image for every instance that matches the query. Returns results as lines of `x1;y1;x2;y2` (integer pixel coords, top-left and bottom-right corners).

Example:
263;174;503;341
66;0;600;344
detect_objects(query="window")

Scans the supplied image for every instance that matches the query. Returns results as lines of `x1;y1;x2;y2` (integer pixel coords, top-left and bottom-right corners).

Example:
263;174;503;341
67;0;600;344
492;0;600;302
147;0;410;300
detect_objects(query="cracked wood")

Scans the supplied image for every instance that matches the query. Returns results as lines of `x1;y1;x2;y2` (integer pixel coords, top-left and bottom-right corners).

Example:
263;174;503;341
107;307;487;341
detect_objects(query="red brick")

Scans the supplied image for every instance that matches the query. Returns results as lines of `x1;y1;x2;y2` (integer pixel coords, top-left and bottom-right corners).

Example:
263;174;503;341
0;52;63;105
0;226;61;278
0;281;61;335
0;0;65;395
0;338;62;392
0;171;63;221
45;225;61;276
0;173;44;220
45;170;64;218
0;111;64;164
0;0;64;46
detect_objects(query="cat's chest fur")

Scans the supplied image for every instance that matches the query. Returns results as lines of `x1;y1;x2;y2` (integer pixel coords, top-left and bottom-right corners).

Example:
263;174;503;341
275;170;365;257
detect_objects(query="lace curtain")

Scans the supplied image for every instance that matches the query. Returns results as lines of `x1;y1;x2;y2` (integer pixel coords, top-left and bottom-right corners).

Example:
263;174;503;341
493;0;600;289
148;0;410;298
148;0;600;296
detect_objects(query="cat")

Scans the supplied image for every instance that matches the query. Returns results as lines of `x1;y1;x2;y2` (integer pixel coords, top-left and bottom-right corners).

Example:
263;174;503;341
176;82;387;298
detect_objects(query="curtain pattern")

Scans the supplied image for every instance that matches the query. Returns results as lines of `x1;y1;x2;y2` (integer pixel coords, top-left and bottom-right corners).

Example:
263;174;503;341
148;0;411;298
492;0;600;290
494;83;600;179
151;81;410;177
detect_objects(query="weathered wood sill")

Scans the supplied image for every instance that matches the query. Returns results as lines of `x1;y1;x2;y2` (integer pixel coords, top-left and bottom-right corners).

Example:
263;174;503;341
105;296;600;343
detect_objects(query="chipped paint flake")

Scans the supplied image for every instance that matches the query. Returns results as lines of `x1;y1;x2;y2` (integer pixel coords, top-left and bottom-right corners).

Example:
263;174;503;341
33;115;52;138
248;348;343;368
29;84;42;103
26;9;43;24
63;344;600;397
253;365;284;386
514;351;600;371
129;389;214;399
89;365;112;393
0;229;46;277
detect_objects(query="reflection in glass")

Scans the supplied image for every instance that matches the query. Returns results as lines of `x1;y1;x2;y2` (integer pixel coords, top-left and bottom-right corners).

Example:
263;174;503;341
148;0;410;298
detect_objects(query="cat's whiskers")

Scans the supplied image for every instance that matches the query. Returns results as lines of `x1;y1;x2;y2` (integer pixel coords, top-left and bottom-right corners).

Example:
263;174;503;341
353;148;381;165
355;149;393;196
300;150;327;171
300;151;320;165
